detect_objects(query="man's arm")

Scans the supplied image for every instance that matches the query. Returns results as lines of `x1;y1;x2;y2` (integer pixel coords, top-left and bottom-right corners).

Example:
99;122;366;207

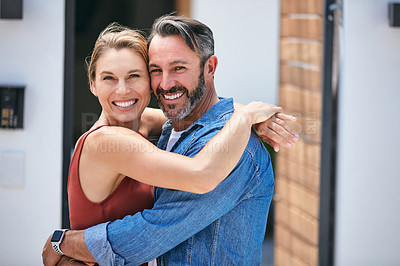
42;230;95;266
56;256;92;266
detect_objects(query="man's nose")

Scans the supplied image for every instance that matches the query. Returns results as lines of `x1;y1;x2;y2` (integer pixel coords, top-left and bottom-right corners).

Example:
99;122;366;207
159;72;176;91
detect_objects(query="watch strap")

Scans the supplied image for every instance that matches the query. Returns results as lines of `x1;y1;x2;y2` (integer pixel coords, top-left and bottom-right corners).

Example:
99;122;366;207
52;243;65;256
51;229;68;256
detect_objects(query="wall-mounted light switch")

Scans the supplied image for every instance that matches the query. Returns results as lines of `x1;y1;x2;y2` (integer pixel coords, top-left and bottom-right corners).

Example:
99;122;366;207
1;151;25;188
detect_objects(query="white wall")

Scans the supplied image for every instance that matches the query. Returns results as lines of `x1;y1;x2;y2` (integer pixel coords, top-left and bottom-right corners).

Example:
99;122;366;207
335;0;400;265
191;0;280;104
0;0;64;265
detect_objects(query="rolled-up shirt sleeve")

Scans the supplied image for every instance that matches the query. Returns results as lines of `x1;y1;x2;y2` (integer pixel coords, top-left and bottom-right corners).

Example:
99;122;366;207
85;222;125;266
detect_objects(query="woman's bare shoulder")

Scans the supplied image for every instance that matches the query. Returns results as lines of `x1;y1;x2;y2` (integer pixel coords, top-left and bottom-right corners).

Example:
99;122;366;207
83;126;144;153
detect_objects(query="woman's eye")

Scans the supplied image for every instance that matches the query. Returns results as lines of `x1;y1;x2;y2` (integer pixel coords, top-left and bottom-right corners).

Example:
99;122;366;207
103;76;113;80
129;74;140;78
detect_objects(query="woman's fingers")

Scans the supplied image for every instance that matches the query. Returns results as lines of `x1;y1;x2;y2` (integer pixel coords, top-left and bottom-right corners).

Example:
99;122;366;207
253;112;299;152
269;114;299;143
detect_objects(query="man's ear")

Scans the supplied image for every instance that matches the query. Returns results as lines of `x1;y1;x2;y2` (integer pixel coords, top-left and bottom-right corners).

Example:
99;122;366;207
204;55;218;79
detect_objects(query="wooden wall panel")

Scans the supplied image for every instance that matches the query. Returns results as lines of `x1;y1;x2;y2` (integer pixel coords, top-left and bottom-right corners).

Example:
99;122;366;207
275;246;308;266
281;0;323;15
281;40;323;66
288;180;319;218
175;0;191;17
275;201;291;225
279;138;321;169
275;0;323;265
288;204;319;245
276;157;320;193
275;224;292;250
275;199;319;245
275;224;318;265
280;64;321;92
276;177;320;218
281;17;323;41
279;84;322;115
291;229;319;265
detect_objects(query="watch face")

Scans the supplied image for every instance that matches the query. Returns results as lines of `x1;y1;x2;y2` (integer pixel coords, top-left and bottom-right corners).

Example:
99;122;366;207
51;230;64;242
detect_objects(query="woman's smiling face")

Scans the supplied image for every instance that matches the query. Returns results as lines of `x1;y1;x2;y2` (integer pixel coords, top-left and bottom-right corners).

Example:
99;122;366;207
91;48;150;126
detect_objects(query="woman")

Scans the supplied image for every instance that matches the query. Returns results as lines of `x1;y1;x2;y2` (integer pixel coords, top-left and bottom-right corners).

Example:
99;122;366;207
60;24;293;265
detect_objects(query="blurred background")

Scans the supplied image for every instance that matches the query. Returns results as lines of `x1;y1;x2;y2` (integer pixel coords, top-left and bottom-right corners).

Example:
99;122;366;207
0;0;399;265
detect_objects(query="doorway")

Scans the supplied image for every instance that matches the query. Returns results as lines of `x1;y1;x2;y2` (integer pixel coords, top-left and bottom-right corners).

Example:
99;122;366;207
63;0;175;228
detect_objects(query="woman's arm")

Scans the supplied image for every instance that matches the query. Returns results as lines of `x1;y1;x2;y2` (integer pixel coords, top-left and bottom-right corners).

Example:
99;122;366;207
139;107;167;138
87;102;281;194
140;105;299;151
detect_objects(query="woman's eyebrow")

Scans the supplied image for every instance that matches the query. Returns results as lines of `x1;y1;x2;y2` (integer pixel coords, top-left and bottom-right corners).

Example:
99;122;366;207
127;69;144;73
99;71;114;75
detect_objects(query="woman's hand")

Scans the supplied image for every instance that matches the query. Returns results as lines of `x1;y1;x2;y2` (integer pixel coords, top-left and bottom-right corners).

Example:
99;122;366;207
235;101;298;152
239;101;283;125
253;112;299;152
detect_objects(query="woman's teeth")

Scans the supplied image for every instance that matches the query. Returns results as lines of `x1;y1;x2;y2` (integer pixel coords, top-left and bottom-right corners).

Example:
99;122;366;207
164;92;184;100
113;99;137;108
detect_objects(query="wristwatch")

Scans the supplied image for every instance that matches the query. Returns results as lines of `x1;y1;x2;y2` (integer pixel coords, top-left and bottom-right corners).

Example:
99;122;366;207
51;229;68;255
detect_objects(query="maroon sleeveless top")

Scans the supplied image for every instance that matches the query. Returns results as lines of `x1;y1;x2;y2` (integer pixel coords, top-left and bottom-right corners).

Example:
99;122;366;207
68;125;154;230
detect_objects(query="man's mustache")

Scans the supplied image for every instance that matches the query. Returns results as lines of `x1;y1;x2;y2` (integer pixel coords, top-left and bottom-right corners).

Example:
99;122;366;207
156;85;188;96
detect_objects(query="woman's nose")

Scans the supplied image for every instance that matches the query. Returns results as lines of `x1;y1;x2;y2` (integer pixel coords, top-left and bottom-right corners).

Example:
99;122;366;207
116;81;130;94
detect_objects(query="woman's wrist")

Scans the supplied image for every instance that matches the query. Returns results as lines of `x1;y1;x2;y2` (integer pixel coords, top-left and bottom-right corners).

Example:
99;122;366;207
235;106;255;127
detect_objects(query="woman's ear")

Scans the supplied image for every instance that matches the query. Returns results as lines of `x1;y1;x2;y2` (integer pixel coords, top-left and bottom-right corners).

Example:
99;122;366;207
90;81;98;97
204;55;218;79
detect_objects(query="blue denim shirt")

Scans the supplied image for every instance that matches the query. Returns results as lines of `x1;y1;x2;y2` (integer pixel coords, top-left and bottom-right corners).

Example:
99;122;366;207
85;98;275;265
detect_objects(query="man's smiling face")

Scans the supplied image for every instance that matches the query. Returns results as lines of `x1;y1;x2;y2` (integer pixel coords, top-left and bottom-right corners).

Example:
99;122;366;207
148;34;206;121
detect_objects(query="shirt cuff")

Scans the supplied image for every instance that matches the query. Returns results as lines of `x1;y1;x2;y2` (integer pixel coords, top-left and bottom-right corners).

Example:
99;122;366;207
84;222;126;266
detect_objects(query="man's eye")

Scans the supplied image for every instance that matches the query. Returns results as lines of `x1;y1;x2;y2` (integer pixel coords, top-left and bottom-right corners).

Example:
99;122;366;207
175;66;185;71
150;69;161;75
129;74;140;78
103;76;113;80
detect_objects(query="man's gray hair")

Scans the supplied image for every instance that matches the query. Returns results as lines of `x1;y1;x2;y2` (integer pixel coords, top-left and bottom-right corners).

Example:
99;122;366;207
148;15;215;66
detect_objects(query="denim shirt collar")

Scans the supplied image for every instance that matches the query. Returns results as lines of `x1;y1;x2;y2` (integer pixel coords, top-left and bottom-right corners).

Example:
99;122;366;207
158;97;234;151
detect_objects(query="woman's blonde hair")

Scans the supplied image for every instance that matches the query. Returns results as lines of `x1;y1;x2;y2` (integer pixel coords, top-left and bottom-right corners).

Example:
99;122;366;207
86;23;148;90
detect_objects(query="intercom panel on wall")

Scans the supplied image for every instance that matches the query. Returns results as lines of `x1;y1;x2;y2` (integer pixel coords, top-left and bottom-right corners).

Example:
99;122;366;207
0;86;25;129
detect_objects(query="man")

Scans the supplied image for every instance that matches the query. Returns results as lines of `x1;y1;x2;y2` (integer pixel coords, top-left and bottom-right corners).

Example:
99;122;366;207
43;15;297;265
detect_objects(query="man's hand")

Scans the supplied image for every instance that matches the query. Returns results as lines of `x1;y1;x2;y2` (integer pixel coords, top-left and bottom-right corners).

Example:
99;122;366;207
42;234;63;266
43;230;97;265
253;112;299;152
56;256;91;266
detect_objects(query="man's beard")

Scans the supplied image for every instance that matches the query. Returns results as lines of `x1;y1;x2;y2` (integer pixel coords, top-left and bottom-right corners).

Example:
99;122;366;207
155;72;206;121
